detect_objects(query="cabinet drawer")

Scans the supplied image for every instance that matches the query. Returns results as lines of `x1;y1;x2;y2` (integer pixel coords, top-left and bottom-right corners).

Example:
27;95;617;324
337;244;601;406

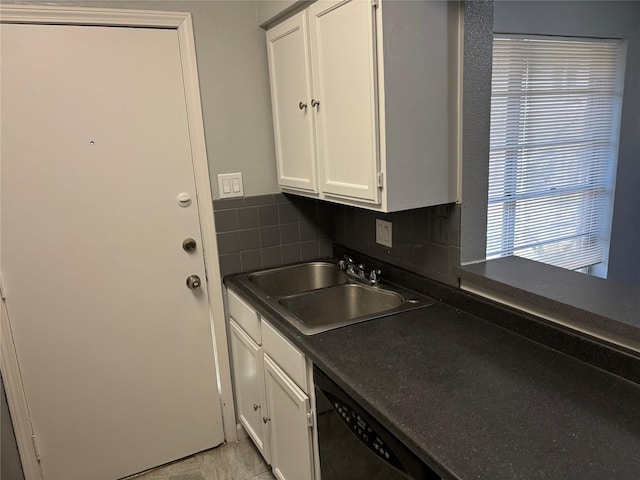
228;289;261;344
262;320;307;392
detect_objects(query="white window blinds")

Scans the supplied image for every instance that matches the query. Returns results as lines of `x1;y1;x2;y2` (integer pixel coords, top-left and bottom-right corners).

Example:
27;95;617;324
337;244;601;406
487;36;625;273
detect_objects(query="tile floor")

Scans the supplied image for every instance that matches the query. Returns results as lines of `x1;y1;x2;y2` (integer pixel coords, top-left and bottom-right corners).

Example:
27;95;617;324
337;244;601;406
127;438;276;480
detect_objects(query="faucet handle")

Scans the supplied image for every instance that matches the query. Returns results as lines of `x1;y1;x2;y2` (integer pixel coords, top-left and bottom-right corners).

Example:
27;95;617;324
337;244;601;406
344;255;354;264
369;269;382;285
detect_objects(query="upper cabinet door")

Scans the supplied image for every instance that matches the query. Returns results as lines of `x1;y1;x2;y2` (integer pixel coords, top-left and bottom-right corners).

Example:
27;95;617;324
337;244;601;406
267;12;318;193
308;0;380;204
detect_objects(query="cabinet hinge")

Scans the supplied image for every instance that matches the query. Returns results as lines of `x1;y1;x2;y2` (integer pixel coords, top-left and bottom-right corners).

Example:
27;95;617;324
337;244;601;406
372;0;379;8
32;434;41;462
307;409;314;427
377;172;384;188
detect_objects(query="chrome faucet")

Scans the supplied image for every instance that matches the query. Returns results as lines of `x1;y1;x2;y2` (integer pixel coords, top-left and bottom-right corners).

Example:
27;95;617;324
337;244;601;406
338;255;382;286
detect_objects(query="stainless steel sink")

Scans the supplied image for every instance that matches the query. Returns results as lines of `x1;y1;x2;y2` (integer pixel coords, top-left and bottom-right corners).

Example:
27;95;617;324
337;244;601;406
279;283;403;330
278;281;429;335
248;261;348;297
239;261;432;335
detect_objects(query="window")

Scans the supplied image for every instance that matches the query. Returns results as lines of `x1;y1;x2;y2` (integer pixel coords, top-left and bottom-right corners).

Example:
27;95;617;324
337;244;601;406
486;36;625;276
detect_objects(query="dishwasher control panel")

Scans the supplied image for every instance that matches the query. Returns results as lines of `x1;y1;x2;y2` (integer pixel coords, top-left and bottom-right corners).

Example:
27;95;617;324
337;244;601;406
328;392;404;470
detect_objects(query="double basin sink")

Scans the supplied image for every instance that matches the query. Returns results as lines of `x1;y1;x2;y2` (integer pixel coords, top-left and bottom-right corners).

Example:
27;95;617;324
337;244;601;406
238;261;432;335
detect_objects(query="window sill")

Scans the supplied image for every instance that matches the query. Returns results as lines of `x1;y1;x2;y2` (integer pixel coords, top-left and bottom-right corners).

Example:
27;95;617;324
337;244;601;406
457;257;640;354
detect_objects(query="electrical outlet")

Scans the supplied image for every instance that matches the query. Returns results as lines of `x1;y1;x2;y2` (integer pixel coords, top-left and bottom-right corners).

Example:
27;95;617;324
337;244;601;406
217;173;244;198
376;219;392;247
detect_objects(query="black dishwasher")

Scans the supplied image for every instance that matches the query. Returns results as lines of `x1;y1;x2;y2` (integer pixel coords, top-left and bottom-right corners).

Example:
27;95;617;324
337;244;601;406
314;366;440;480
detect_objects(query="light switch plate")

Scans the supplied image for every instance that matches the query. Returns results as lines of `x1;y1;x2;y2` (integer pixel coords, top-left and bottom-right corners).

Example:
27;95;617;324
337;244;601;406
217;173;244;198
376;219;392;247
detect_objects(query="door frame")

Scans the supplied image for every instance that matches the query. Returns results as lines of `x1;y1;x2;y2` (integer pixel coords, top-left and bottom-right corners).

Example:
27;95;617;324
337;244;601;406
0;6;237;479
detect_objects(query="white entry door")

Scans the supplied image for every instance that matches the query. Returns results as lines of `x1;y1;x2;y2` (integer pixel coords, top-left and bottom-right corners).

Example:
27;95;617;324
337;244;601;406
1;23;224;480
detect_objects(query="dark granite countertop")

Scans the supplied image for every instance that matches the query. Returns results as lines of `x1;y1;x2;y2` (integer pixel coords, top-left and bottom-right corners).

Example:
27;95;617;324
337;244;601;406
458;257;640;351
225;274;640;480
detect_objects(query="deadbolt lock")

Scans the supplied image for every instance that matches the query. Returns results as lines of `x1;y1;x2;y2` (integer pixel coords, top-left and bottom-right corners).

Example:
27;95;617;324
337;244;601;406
182;238;197;252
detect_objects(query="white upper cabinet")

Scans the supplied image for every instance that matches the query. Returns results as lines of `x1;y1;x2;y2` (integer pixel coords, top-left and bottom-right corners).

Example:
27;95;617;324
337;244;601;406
265;0;460;212
309;0;380;203
267;12;318;193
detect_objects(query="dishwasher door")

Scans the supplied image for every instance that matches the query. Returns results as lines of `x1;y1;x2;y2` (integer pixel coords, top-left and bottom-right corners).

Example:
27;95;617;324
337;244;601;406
314;367;440;480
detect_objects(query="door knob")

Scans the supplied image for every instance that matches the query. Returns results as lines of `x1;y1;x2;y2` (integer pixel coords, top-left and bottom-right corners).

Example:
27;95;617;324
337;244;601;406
186;275;201;289
263;416;271;424
311;98;320;108
182;238;197;252
253;404;260;411
299;101;307;110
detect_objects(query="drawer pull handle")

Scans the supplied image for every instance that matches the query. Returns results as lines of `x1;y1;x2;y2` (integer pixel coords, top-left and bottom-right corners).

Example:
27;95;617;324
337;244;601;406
299;101;307;110
311;98;320;108
253;404;260;411
263;416;271;424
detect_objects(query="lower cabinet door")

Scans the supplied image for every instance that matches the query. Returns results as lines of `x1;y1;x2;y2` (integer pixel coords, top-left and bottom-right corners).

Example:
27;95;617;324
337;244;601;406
264;354;314;480
229;320;271;463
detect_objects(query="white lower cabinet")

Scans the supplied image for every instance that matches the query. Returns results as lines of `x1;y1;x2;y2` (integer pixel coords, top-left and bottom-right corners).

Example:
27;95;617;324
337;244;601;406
264;354;314;480
229;320;271;462
227;288;317;479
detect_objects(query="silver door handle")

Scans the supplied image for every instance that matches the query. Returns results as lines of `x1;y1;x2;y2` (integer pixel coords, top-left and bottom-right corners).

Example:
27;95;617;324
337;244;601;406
182;238;197;252
186;275;201;289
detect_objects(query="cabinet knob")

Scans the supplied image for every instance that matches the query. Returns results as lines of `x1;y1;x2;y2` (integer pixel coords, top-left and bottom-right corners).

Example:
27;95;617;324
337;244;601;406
311;99;320;108
299;101;307;110
253;404;260;411
263;416;271;424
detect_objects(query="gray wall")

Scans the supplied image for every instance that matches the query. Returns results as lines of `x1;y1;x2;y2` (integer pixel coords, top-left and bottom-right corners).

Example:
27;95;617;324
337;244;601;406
462;1;640;286
256;0;308;27
2;0;280;198
459;0;494;264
